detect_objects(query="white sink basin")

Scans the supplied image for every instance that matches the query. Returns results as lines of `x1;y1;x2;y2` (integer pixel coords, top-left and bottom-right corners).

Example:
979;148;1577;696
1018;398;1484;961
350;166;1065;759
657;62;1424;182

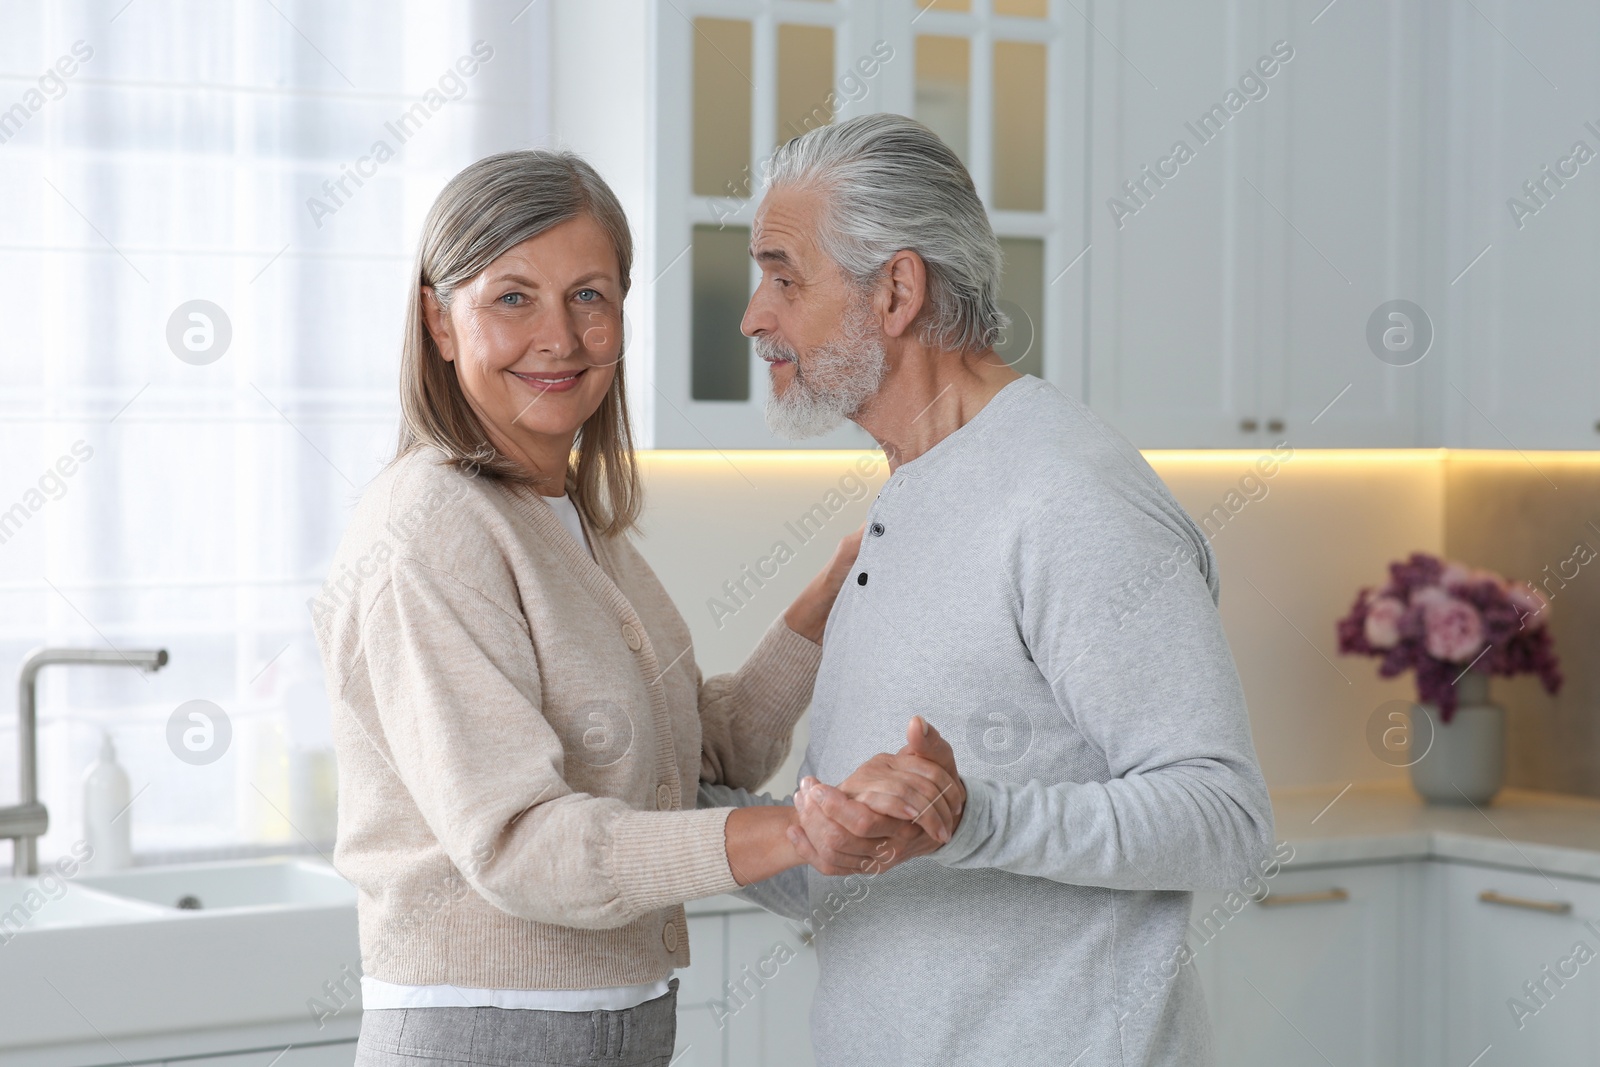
0;878;169;933
76;856;357;911
0;857;361;1066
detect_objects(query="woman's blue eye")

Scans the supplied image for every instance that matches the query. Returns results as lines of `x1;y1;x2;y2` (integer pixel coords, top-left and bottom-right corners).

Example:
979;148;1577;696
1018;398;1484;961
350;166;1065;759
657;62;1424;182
575;289;600;302
499;292;524;305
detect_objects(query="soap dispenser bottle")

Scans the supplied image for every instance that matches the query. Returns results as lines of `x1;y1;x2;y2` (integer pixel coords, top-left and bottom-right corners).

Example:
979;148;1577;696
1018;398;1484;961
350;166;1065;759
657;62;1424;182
82;732;132;871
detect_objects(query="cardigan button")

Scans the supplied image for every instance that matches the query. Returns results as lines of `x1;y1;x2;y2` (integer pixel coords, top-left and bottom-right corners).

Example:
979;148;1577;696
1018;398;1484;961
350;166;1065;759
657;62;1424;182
656;784;674;810
622;623;643;651
662;920;680;952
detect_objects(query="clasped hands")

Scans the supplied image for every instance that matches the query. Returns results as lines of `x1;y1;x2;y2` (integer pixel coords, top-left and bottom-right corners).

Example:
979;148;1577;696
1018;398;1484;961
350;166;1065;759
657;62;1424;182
786;716;965;877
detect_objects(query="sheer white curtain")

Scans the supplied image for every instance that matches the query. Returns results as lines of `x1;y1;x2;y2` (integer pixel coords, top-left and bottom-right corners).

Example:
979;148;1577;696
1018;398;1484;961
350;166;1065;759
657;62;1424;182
0;0;549;864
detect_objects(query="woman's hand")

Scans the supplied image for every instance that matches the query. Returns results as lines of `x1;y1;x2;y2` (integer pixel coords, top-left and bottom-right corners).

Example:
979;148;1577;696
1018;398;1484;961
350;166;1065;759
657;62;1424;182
782;527;864;644
785;717;966;876
787;781;945;877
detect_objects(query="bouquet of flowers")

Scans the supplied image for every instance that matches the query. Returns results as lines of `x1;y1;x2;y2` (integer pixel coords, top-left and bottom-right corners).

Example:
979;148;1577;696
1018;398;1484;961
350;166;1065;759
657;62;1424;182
1336;552;1562;721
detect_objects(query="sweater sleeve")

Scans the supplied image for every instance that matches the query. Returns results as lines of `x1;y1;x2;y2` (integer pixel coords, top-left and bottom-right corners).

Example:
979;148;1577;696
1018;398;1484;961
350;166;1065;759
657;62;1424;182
697;617;823;790
934;483;1275;891
362;558;740;929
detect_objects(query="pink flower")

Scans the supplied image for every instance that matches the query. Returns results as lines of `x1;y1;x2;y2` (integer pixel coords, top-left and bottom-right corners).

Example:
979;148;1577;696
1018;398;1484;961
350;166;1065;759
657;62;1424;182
1363;595;1406;649
1508;582;1549;630
1422;595;1485;663
1410;585;1451;610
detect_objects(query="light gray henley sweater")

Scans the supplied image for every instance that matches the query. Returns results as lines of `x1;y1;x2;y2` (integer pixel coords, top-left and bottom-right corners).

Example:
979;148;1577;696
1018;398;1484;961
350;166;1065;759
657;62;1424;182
703;375;1274;1066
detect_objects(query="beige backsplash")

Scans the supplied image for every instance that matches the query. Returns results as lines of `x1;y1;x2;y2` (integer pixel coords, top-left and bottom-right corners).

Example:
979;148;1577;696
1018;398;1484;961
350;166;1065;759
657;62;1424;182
632;448;1599;800
1444;454;1600;798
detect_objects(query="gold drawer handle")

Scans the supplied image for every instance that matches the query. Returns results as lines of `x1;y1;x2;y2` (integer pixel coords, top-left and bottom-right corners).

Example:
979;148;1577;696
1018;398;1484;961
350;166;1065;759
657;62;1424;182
1256;888;1349;907
1478;890;1572;915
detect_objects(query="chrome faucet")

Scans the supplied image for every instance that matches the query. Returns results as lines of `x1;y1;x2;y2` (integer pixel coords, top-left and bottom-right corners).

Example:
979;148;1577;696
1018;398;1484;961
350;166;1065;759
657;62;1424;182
3;647;168;877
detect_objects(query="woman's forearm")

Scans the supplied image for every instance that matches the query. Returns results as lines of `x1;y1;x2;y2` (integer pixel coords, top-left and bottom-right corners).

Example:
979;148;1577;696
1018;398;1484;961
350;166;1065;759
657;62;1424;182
724;804;806;885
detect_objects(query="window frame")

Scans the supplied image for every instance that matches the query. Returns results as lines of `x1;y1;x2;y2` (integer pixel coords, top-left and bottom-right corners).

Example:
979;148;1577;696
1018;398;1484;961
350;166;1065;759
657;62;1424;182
641;0;1087;448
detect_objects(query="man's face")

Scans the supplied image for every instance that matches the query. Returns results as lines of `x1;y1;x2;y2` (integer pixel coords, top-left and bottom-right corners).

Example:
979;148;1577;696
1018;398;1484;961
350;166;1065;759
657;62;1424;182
741;185;888;439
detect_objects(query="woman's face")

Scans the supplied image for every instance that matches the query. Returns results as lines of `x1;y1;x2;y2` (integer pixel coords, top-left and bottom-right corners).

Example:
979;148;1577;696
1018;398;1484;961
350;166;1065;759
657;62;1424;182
423;214;624;474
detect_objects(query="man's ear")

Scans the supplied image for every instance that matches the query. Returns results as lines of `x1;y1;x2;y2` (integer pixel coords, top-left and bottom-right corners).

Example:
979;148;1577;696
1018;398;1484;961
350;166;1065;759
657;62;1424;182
421;287;456;362
878;249;928;340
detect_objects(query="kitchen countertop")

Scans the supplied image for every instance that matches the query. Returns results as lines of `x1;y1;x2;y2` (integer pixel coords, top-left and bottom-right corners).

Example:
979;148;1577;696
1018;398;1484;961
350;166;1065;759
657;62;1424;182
686;781;1600;914
1271;779;1600;881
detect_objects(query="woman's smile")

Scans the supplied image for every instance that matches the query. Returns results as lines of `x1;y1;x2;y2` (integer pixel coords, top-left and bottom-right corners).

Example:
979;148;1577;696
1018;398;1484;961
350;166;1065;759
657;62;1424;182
509;366;588;394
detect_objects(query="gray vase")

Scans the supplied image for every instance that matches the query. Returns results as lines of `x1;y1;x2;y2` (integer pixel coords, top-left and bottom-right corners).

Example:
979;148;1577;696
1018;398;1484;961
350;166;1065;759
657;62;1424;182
1407;670;1505;805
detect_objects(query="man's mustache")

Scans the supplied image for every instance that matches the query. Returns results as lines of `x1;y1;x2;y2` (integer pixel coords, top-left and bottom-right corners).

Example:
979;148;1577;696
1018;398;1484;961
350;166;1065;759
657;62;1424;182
754;337;798;365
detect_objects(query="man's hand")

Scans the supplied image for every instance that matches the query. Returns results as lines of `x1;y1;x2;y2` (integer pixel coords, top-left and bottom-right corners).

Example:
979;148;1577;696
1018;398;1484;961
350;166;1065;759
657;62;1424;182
894;715;965;823
837;717;964;842
786;717;967;877
787;778;941;876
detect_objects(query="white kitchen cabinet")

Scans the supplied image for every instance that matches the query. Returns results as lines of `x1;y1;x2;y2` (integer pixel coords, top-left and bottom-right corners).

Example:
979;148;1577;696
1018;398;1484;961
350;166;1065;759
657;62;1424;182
1086;0;1427;449
674;914;729;1066
541;0;1597;451
723;911;817;1067
1083;2;1270;449
674;1004;727;1067
1253;2;1428;449
1440;863;1600;1066
1191;863;1407;1067
676;904;816;1067
680;915;729;1010
1434;0;1600;451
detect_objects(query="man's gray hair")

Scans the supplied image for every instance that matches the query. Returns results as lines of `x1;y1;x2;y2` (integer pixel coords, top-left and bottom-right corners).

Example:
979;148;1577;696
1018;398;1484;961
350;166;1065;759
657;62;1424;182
764;113;1007;353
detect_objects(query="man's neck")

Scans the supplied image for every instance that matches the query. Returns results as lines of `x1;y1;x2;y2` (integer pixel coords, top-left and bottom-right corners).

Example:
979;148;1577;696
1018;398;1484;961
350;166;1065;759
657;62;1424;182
853;344;1023;469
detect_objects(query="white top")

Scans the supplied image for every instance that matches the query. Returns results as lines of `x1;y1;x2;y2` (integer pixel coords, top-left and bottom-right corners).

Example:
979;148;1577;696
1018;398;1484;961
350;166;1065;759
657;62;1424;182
360;975;670;1012
543;492;591;557
363;493;665;1013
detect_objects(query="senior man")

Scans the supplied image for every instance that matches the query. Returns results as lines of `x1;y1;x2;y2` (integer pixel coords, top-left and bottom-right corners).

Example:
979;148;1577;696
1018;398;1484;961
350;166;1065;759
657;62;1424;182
701;113;1275;1066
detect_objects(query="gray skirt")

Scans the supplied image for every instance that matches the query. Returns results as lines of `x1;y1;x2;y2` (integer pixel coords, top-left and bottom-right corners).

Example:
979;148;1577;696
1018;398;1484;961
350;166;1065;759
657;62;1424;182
353;979;679;1067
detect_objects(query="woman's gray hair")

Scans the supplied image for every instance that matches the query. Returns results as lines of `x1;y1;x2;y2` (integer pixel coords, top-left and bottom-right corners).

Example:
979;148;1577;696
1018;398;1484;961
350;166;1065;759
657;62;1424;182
764;113;1007;352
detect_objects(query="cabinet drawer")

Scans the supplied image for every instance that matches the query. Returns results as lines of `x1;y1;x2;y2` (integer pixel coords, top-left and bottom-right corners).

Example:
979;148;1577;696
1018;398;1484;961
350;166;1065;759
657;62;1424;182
1191;864;1406;1067
1441;863;1600;1065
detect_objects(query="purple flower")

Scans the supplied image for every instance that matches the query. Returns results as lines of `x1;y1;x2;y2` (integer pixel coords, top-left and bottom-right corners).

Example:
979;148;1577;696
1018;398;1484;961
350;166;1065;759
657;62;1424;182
1336;552;1563;722
1507;582;1549;631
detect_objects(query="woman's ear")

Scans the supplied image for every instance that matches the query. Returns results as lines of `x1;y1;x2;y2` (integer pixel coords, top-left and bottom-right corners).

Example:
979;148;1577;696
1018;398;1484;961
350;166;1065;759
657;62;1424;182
879;249;928;341
421;287;456;362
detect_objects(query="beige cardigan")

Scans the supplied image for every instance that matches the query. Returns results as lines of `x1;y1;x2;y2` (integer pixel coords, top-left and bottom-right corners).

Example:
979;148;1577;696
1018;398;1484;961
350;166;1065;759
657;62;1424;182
311;446;821;990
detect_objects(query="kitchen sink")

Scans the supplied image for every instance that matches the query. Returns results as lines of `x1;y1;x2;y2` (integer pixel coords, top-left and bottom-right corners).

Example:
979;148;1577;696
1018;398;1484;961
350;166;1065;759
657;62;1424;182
0;876;169;933
0;856;361;1066
76;856;357;911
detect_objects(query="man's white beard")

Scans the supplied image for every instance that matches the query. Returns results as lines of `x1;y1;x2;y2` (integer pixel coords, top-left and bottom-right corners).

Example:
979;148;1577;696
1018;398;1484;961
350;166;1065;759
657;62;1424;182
758;301;888;440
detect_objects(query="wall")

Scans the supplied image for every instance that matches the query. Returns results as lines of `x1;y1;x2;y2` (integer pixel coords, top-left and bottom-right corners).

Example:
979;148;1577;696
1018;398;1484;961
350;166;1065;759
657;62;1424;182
1445;455;1600;797
632;449;1454;797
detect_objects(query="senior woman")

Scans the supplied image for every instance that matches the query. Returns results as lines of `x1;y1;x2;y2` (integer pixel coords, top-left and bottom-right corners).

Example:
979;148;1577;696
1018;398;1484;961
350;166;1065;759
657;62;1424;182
313;150;957;1067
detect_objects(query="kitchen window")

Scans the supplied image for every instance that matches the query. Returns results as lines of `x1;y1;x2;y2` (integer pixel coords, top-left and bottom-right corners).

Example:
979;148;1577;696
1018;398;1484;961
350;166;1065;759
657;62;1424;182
0;0;548;864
